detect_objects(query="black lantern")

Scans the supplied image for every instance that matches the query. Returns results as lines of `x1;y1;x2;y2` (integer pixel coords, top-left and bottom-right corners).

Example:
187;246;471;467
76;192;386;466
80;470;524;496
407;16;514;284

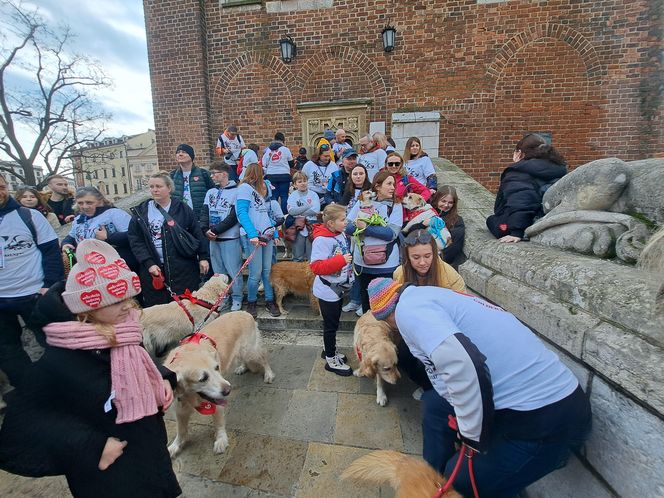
382;23;397;52
278;34;297;63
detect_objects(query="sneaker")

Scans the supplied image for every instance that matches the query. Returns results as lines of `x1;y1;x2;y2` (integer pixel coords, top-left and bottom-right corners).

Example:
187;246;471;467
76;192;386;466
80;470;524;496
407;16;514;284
324;356;352;376
246;301;257;318
355;307;364;317
320;351;348;362
412;387;424;401
341;301;361;313
231;301;242;312
265;300;281;317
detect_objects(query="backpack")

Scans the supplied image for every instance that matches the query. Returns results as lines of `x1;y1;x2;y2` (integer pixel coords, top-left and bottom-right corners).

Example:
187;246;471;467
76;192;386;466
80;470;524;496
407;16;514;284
17;207;38;242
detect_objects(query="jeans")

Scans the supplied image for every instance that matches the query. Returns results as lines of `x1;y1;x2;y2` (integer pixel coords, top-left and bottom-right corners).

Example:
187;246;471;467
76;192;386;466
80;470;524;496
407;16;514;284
266;177;290;214
348;279;361;305
241;235;275;302
421;388;591;498
319;298;342;357
292;233;312;262
209;238;243;304
0;294;44;388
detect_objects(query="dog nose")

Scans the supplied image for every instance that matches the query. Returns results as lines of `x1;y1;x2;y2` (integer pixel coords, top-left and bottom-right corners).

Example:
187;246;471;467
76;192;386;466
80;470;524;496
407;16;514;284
222;387;231;397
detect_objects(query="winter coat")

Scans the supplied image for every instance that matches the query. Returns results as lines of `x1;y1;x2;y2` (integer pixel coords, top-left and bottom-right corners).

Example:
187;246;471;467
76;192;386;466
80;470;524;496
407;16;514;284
128;198;209;306
442;214;465;268
0;282;181;498
324;168;349;205
487;158;567;238
385;172;431;201
169;164;215;220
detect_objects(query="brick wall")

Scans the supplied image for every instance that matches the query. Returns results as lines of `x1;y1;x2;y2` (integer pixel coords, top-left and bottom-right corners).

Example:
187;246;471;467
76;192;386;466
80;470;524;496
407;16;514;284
144;0;663;191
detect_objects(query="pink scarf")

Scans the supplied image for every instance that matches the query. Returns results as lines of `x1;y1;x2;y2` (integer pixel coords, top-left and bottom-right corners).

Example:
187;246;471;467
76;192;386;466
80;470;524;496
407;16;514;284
43;310;167;424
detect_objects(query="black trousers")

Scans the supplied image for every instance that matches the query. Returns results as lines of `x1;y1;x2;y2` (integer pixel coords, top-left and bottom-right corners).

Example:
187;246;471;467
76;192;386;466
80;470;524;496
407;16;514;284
319;298;343;357
0;294;44;389
357;268;397;313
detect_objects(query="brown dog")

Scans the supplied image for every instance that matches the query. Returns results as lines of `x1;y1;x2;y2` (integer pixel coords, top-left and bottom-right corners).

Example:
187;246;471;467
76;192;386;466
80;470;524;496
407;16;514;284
270;261;319;315
164;311;275;456
341;450;461;498
352;312;401;406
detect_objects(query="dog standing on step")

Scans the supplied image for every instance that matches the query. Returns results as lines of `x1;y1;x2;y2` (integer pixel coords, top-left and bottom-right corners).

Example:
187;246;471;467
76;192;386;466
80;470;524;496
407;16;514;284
352;312;400;406
270;261;320;315
165;311;275;457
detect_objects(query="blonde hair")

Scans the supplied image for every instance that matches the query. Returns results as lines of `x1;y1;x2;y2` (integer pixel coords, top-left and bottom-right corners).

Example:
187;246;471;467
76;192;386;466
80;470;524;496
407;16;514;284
292;171;308;184
76;299;141;346
372;132;389;149
149;171;174;191
240;163;267;197
322;203;346;225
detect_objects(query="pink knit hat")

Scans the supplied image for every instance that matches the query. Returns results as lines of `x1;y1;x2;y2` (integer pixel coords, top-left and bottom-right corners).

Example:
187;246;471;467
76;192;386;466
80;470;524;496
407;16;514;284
62;239;141;314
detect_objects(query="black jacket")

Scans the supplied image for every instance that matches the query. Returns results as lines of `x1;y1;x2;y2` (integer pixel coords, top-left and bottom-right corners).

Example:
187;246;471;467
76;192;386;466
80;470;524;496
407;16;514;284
487;158;567;238
169;164;215;220
0;282;180;497
442;215;466;267
128;198;209;306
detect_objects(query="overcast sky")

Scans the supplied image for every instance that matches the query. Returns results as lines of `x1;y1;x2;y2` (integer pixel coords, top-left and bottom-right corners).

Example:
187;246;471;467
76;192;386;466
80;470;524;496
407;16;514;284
13;0;154;138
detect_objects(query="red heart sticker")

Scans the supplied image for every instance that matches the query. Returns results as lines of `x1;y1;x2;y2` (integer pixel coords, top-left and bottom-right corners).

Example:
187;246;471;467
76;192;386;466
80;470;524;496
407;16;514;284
132;276;141;292
75;268;97;287
193;176;199;181
499;224;508;231
115;259;130;270
167;220;175;226
98;264;120;280
85;251;106;265
80;290;102;308
106;280;128;298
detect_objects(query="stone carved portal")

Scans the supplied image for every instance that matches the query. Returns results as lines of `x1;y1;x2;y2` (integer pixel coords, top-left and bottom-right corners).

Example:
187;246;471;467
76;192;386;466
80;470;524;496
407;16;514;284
297;99;372;152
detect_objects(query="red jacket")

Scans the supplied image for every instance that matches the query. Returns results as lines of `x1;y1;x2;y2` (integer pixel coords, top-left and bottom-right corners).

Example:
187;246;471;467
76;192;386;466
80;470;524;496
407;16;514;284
309;224;348;276
383;170;432;201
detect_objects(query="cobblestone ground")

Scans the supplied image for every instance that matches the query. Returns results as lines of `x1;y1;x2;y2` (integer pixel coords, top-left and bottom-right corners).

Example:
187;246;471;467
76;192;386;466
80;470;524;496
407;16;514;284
0;300;421;497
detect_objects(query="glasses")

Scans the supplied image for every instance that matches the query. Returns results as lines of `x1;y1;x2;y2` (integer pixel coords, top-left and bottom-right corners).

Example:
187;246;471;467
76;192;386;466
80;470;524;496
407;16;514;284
403;230;432;246
319;143;330;151
386;161;401;166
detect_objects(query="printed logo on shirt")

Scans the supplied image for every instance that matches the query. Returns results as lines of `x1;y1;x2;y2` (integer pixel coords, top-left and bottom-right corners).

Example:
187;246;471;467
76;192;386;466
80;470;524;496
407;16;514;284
270;150;282;162
0;234;34;257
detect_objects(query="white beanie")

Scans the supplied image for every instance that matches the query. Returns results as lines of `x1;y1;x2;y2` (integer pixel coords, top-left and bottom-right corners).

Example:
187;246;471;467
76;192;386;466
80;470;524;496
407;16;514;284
62;239;141;314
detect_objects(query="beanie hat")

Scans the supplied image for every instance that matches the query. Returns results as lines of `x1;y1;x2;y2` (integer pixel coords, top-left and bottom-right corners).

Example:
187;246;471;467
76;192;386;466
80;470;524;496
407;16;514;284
368;278;402;320
176;143;195;161
62;239;141;314
324;129;335;141
298;147;307;156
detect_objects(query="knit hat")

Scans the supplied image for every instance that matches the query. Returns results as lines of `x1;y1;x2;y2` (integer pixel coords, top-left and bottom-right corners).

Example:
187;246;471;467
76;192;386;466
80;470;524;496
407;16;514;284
324;129;335;141
368;278;402;320
176;143;195;161
62;239;141;314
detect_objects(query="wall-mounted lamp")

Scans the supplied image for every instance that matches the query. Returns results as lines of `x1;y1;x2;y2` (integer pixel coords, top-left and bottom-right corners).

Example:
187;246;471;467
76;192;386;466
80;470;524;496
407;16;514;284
279;34;297;63
382;23;397;52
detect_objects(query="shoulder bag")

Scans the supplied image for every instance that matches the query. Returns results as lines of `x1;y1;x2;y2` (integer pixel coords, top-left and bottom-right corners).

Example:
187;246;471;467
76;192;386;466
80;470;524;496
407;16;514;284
156;204;199;259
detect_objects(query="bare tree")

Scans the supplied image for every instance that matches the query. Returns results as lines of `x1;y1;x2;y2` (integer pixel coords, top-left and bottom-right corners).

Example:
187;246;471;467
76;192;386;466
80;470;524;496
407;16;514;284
0;0;111;188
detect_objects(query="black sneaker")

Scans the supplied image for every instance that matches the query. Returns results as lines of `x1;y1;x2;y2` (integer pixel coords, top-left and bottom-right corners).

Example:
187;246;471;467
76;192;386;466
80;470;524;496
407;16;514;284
324;355;352;376
320;351;347;362
265;300;281;317
246;301;257;318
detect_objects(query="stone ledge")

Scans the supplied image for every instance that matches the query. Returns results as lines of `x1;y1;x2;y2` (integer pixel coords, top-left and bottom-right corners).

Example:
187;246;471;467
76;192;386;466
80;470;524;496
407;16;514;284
266;0;333;12
392;111;441;122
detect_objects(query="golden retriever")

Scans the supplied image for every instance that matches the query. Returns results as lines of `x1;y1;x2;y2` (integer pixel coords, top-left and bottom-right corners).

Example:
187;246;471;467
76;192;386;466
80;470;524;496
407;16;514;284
270;261;319;315
341;450;461;498
164;311;275;456
141;274;229;357
352;312;401;406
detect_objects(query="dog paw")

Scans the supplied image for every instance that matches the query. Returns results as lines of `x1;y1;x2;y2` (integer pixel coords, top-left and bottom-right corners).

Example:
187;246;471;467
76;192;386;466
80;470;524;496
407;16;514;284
376;394;388;406
234;364;248;375
264;369;275;384
168;441;183;458
213;433;229;454
353;369;362;377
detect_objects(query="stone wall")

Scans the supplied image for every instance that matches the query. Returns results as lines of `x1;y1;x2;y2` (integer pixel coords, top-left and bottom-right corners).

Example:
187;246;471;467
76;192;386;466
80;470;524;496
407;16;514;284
143;0;663;191
437;158;664;497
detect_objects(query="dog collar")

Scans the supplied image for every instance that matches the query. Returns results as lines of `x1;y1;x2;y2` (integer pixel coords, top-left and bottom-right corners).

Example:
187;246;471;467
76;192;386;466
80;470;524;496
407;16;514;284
355;345;363;362
180;332;218;350
179;289;218;311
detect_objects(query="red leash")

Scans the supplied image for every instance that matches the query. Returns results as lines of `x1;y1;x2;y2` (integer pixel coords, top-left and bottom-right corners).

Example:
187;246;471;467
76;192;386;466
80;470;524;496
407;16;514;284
432;416;480;498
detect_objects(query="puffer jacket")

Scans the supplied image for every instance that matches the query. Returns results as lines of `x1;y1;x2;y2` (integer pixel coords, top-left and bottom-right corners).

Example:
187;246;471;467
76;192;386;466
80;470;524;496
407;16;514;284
487;158;567;238
169;164;215;220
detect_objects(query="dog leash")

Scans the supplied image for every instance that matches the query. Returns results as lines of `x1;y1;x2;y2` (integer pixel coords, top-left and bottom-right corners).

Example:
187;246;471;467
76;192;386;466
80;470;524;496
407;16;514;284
432;415;480;498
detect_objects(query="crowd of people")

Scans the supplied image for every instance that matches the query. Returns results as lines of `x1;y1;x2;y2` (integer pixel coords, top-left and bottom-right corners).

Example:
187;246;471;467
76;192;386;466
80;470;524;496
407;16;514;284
0;128;591;497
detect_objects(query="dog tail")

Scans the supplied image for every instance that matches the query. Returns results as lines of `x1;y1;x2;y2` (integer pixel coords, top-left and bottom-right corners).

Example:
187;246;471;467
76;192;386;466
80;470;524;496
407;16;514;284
341;450;456;496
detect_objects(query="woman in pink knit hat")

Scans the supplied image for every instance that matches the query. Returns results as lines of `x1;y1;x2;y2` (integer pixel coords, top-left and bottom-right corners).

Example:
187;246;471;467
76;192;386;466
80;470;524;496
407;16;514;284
0;239;181;498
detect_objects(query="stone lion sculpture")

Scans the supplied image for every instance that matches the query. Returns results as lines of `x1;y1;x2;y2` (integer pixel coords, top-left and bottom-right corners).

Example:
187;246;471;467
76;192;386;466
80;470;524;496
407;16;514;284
524;157;663;264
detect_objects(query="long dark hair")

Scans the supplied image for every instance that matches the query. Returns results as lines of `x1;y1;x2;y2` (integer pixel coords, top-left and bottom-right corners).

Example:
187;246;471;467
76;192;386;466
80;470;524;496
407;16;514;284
515;134;566;166
341;164;371;205
401;229;442;287
430;185;459;228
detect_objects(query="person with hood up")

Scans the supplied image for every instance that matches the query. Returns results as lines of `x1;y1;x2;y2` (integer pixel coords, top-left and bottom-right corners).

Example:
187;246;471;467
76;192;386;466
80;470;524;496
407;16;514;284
61;186;136;271
0;239;181;498
310;204;354;376
262;132;294;214
201;163;243;311
486;134;567;243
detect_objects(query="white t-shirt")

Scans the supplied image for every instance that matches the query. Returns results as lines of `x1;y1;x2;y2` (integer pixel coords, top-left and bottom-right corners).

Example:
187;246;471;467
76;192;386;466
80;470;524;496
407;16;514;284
182;171;193;208
68;208;131;243
0;208;58;297
310;232;354;302
236;182;274;237
405;156;436;186
262;145;293;176
217;133;245;166
147;201;169;262
287;189;320;237
302;160;339;195
204;183;240;239
358;148;388;182
346;199;403;269
333;142;353;160
395;286;579;411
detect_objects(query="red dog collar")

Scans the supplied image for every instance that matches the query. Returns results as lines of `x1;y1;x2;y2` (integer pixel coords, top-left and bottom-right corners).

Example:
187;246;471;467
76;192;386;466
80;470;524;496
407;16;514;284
180;332;218;350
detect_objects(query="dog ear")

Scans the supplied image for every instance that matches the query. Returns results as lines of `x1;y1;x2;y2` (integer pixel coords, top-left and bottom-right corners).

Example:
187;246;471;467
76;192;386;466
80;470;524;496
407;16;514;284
359;354;377;378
